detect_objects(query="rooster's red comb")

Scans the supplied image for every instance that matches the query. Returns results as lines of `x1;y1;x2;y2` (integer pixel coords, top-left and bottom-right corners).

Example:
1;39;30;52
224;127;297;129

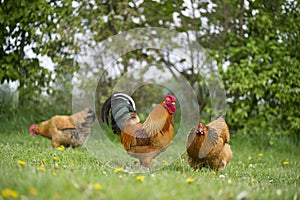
164;94;176;102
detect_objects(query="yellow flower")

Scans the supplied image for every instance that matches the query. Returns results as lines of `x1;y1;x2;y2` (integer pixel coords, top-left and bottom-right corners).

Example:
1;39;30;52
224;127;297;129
56;145;64;151
228;179;233;185
186;177;195;184
52;172;57;176
18;160;26;166
53;156;58;161
136;175;145;181
258;153;263;157
162;160;169;166
1;189;19;198
212;171;217;175
248;156;252;160
283;161;289;165
93;184;102;190
37;166;46;172
114;168;124;173
29;187;37;196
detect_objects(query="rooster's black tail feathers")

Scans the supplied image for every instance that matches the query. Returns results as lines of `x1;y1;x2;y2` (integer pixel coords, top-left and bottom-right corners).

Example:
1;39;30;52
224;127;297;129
101;92;136;134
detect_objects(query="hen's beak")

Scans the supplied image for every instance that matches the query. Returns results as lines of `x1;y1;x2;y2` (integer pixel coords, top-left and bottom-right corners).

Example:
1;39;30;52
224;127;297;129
30;131;39;136
195;129;205;135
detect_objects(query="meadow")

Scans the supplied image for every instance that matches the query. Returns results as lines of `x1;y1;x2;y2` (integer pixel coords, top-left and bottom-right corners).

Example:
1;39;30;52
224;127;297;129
0;112;299;200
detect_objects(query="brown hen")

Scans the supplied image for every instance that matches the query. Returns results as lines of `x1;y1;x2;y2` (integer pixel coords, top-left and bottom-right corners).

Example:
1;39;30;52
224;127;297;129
29;108;95;148
186;117;232;170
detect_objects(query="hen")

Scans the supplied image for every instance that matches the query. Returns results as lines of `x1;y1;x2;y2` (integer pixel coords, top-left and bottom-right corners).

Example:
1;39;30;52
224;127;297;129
101;92;177;170
186;117;232;170
29;108;95;148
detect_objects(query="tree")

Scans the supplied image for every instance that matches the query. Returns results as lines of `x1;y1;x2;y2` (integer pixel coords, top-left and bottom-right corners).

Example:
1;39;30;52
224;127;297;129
205;0;300;138
1;0;298;138
0;0;80;108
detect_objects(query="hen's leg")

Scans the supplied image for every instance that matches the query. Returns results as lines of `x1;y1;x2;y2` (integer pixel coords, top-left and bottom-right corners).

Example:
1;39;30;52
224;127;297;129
50;128;62;148
218;143;232;169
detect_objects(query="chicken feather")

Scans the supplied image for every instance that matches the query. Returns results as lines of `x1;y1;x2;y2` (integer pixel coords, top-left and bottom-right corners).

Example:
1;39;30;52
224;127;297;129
29;108;95;148
101;92;176;169
186;117;232;170
142;104;167;137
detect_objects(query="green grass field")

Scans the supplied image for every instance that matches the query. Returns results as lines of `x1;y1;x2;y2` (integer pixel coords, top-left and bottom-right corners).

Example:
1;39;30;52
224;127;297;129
0;116;299;200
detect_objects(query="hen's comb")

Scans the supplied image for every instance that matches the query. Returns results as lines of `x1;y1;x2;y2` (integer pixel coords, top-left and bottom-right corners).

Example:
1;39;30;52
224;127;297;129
29;124;36;133
198;123;205;129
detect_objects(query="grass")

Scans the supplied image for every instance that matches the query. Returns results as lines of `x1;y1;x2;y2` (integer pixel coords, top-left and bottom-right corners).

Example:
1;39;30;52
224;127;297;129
0;114;299;200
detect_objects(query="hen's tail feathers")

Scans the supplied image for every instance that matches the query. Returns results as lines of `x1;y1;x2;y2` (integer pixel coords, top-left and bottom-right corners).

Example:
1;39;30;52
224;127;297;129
72;108;96;128
101;92;136;134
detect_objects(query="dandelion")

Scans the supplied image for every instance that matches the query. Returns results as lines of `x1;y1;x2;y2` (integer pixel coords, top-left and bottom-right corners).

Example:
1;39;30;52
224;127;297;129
186;177;195;184
56;145;64;151
52;172;57;176
1;189;19;198
18;160;26;166
53;156;58;161
114;168;124;173
93;184;102;190
248;156;252;160
162;160;169;166
283;161;289;165
29;187;37;196
136;175;145;181
212;171;217;175
258;153;263;157
37;166;46;173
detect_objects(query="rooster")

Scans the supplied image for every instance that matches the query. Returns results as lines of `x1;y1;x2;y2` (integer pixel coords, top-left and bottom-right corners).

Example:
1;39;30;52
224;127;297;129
29;108;95;148
101;92;177;170
186;117;232;170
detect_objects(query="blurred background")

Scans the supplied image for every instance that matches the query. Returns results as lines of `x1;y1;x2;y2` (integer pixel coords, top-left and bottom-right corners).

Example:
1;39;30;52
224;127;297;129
0;0;299;143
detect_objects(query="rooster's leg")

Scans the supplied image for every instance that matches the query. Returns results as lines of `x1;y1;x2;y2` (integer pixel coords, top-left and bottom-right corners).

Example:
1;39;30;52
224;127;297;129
139;158;151;172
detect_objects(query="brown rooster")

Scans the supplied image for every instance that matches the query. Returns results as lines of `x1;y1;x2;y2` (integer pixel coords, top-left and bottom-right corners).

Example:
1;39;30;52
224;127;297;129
29;108;95;148
101;92;177;170
186;117;232;170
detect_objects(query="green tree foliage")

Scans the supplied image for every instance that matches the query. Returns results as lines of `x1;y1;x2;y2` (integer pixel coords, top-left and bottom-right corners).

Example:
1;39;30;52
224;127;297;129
207;0;300;139
0;0;299;138
0;0;80;108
